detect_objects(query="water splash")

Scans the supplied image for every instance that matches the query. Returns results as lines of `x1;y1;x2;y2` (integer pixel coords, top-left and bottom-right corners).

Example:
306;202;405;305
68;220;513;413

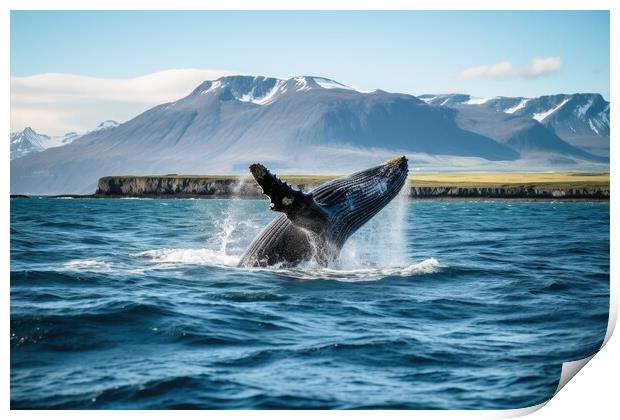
339;188;409;269
208;175;262;256
133;182;437;281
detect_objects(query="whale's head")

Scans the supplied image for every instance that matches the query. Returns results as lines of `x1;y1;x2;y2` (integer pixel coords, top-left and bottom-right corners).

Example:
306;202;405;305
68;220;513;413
311;156;409;245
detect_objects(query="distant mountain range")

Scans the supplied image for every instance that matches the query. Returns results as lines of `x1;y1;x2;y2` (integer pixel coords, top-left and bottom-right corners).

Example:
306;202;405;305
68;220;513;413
10;120;119;160
419;93;609;157
10;75;609;194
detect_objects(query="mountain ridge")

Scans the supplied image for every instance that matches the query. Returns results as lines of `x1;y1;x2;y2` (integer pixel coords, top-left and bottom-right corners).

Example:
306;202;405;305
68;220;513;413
11;75;609;195
418;92;609;156
10;120;120;160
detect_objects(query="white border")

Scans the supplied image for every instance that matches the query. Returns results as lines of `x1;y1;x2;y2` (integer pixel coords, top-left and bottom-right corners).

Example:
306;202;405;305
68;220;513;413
3;1;616;419
1;0;616;11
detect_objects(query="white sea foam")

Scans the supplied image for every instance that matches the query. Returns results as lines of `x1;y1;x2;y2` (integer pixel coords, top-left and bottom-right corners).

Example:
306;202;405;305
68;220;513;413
131;247;440;282
268;257;441;282
63;259;113;272
62;258;147;274
132;248;241;267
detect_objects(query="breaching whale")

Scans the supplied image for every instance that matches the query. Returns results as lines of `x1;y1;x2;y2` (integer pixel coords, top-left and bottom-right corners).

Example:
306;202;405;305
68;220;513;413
238;156;409;267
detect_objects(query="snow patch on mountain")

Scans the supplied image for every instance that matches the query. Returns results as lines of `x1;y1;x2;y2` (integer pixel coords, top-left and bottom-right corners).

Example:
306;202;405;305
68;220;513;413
575;99;594;118
588;119;600;135
201;81;222;95
238;80;287;105
464;97;494;105
533;98;571;122
504;99;530;114
313;77;354;90
92;120;120;132
195;75;357;105
293;77;312;92
419;96;435;104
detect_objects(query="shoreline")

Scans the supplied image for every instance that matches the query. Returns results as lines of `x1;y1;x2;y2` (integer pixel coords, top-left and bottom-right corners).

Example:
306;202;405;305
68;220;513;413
10;172;610;202
10;194;610;202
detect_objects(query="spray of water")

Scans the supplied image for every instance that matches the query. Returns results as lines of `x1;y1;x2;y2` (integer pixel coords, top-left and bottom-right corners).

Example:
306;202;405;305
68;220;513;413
134;180;440;281
208;175;260;256
338;187;409;269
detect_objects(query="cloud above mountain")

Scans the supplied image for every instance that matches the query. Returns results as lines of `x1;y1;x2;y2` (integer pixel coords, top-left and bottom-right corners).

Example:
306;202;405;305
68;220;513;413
458;57;563;80
522;57;563;77
10;69;233;135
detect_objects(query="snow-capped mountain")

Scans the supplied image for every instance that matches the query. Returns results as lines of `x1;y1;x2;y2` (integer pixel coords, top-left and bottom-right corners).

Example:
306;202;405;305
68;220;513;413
419;93;610;156
91;120;121;132
11;75;609;195
10;120;119;160
180;75;356;106
10;127;48;160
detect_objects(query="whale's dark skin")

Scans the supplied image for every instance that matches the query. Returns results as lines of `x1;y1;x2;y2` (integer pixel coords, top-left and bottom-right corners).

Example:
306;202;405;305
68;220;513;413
238;156;408;267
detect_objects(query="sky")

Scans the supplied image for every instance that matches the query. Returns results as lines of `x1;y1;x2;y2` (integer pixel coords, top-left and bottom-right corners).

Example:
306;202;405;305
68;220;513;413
11;10;610;135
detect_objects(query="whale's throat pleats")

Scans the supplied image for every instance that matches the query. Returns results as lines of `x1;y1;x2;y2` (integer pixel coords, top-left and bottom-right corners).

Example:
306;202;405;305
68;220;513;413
311;164;407;246
249;160;407;242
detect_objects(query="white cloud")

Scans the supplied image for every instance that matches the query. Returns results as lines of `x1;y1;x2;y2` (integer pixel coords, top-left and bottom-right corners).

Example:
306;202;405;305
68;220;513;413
458;61;513;80
10;69;234;135
458;57;563;80
522;57;563;77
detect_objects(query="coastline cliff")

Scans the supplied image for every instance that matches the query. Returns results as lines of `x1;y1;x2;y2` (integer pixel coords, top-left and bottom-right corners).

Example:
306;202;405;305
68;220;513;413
93;175;610;200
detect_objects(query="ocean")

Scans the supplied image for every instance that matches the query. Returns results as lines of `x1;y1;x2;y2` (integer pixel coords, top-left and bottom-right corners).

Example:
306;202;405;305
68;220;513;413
10;196;609;409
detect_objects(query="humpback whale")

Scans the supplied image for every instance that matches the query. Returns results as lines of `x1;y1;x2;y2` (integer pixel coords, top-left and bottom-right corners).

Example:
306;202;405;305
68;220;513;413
239;156;408;267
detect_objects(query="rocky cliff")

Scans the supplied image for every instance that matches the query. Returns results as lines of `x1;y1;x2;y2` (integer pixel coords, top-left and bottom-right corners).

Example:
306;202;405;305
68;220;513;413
95;176;609;200
407;186;609;199
96;176;266;198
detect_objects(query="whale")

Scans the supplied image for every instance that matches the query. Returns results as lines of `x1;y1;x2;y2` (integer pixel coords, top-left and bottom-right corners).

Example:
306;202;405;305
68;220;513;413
238;156;409;267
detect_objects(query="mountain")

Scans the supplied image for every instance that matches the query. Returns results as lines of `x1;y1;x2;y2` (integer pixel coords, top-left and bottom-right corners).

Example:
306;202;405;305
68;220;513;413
10;127;48;160
419;93;610;156
454;107;604;165
10;120;119;160
10;75;609;195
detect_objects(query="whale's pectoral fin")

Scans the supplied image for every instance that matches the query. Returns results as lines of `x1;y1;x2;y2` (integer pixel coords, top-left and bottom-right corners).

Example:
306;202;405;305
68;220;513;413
249;163;331;232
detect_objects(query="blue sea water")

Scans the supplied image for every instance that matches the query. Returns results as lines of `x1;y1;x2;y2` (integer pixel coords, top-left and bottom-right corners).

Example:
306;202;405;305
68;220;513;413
10;196;609;409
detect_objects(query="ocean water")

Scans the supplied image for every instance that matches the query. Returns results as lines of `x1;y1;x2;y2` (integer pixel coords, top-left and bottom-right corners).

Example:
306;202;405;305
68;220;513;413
10;196;609;409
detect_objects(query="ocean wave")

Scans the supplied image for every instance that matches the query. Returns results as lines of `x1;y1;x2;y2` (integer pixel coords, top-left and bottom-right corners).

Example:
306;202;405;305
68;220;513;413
62;259;146;275
132;247;441;281
264;257;441;282
63;259;113;272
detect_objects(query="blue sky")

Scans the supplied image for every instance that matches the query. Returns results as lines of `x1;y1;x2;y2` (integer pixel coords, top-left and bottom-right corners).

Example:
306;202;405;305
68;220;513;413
11;10;609;98
10;10;610;135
